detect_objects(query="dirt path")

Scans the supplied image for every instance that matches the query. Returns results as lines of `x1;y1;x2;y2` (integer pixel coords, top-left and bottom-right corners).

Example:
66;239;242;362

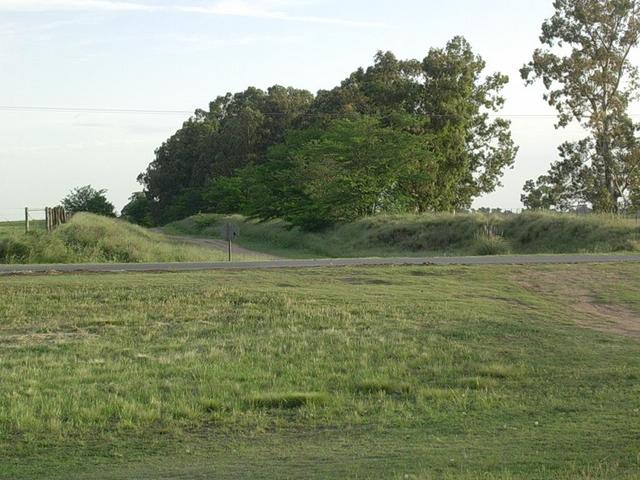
156;231;279;260
516;268;640;340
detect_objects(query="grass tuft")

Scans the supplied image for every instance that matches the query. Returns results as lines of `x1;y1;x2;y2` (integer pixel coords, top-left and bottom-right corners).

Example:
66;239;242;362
249;392;328;409
353;380;411;395
473;233;512;256
477;364;523;379
457;377;499;390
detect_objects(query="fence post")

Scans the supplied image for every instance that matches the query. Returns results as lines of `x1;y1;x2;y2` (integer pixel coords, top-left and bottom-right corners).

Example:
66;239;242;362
24;207;29;233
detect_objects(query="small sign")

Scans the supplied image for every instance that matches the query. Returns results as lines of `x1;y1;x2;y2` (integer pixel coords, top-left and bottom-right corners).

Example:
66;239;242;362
221;222;239;242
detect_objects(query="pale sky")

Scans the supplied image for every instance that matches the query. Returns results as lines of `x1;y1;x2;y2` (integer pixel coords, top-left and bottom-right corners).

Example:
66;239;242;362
0;0;615;220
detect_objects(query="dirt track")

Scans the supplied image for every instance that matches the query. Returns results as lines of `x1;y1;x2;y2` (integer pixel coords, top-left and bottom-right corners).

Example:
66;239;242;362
159;233;279;260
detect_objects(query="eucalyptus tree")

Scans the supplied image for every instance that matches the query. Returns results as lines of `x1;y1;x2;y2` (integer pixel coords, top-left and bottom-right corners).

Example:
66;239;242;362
521;0;640;212
313;36;518;212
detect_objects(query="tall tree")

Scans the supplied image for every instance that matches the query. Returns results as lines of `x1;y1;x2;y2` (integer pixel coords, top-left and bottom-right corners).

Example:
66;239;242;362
420;36;518;210
138;38;516;225
241;117;436;230
138;85;313;223
313;37;517;211
521;0;640;212
121;192;153;226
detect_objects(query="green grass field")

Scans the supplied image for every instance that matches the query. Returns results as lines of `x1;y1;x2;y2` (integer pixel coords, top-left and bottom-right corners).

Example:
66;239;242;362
0;214;241;264
165;211;640;258
1;263;639;479
0;220;44;237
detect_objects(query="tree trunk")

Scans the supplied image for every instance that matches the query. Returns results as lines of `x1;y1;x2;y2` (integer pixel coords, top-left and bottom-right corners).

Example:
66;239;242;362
597;121;619;213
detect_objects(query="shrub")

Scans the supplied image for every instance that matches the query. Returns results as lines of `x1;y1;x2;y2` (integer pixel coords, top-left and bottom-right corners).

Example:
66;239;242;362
0;237;30;262
473;233;511;256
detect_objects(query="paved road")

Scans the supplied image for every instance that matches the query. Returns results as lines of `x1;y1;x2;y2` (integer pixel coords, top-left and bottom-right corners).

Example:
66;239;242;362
1;254;640;275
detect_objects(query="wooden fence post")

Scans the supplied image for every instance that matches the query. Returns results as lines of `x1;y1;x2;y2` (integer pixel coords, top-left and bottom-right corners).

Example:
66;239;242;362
25;207;29;233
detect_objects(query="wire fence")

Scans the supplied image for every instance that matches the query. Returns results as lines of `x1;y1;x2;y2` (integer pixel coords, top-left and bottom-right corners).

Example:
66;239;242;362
0;208;56;234
25;209;49;232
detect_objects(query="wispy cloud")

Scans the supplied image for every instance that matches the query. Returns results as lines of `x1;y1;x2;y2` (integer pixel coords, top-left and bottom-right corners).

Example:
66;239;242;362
170;32;302;51
0;0;389;28
177;1;389;28
0;0;159;12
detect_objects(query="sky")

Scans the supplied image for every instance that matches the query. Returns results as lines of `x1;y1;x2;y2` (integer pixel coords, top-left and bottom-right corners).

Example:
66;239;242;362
0;0;614;220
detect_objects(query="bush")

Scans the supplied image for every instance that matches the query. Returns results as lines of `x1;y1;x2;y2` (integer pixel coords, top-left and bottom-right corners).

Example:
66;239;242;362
0;213;230;264
61;185;116;217
0;237;30;262
473;233;511;256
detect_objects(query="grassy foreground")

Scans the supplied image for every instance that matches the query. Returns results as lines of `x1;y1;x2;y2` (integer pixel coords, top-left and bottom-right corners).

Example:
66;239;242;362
0;213;233;264
1;264;639;479
166;211;640;258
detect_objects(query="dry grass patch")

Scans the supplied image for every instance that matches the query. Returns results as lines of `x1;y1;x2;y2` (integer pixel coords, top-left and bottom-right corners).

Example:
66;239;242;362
514;267;640;340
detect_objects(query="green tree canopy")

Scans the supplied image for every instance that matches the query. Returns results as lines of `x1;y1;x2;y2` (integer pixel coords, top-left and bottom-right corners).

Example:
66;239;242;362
61;185;116;217
136;37;517;228
121;192;153;226
521;0;640;212
240;116;436;230
138;86;314;224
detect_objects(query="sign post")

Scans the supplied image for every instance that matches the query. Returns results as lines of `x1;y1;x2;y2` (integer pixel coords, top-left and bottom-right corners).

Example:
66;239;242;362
221;222;239;262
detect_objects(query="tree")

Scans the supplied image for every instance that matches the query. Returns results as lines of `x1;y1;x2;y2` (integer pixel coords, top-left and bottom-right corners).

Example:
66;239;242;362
313;37;518;211
420;36;518;210
138;85;314;224
242;117;436;230
121;192;153;226
61;185;116;217
521;0;640;212
139;38;516;224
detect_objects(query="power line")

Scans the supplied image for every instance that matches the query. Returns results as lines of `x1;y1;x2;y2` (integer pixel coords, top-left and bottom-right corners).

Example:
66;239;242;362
0;105;192;115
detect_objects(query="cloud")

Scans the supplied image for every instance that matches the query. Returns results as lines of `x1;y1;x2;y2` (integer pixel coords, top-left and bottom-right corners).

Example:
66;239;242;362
0;0;159;12
171;32;302;51
177;0;389;28
0;0;388;28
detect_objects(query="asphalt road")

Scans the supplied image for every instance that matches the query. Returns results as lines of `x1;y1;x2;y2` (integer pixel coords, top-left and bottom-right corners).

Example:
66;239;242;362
1;254;640;275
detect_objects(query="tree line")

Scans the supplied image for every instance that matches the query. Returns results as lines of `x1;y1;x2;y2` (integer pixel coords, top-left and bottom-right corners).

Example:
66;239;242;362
120;0;640;229
124;36;517;229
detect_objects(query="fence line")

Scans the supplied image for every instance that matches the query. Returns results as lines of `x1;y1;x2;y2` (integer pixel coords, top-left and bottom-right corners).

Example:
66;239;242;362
24;206;68;233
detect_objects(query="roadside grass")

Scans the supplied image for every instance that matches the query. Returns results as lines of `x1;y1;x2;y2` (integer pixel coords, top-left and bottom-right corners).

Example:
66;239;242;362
0;221;41;237
1;264;639;478
164;211;640;258
0;213;249;264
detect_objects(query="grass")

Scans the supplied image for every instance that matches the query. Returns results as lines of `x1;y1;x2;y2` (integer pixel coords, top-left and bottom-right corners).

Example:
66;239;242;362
249;391;328;409
0;220;43;237
0;213;238;264
165;211;640;258
1;263;640;478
